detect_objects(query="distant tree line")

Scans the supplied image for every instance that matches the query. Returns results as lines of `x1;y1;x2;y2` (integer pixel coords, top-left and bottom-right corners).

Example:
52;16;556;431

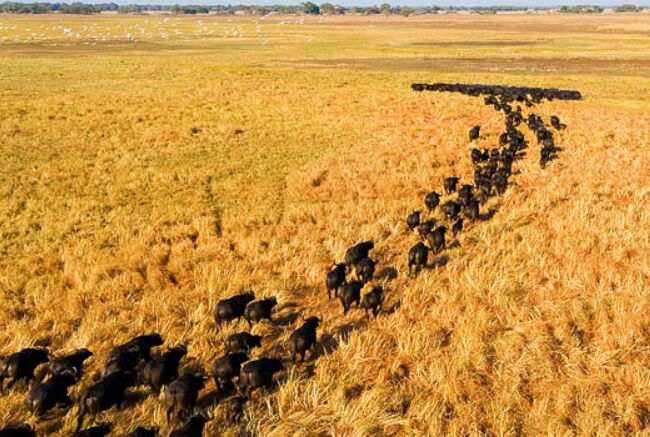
615;3;644;11
0;1;304;14
556;4;644;13
0;2;118;13
559;5;604;13
0;2;646;15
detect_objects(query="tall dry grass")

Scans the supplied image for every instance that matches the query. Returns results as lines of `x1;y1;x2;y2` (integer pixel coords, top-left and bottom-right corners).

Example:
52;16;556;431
1;13;650;436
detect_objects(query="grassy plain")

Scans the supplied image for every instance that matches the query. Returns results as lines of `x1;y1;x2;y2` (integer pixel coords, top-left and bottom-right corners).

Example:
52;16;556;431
1;12;650;436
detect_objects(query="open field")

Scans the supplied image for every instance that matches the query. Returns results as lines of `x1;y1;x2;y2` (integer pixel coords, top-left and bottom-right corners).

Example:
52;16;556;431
2;12;650;436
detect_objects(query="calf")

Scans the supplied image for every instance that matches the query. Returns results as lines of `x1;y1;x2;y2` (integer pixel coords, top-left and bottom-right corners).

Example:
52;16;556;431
510;131;527;150
540;145;555;168
469;125;480;141
489;148;501;163
458;184;474;205
26;372;76;418
493;172;508;195
163;373;206;423
442;201;461;221
471;148;482;164
474;169;492;189
471;148;489;165
355;257;376;283
464;199;480;221
50;349;92;381
0;348;49;392
542;137;555;149
326;263;346;300
443;177;459;195
214;291;255;328
501;150;515;171
225;333;262;354
477;183;491;204
344;241;374;267
169;415;209;437
426;226;447;255
289;317;320;362
338;281;363;315
361;287;384;318
406;210;421;231
498;132;510;147
408;242;428;277
76;370;137;432
142;345;187;393
212;352;249;391
507;111;523;127
528;113;541;129
244;297;277;328
416;219;436;241
238;358;283;397
424;191;440;211
484;95;498;106
550;115;565;130
452;218;464;236
536;128;553;145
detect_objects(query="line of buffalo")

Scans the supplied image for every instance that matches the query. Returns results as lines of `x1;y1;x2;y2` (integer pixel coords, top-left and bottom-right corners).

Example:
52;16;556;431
407;82;580;275
411;82;582;102
0;82;581;437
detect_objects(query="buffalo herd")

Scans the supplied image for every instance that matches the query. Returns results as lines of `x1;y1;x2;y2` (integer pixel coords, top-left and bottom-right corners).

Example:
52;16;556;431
0;82;580;436
408;82;580;273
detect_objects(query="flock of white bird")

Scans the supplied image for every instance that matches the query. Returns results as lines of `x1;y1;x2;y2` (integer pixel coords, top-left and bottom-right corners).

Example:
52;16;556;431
0;16;313;46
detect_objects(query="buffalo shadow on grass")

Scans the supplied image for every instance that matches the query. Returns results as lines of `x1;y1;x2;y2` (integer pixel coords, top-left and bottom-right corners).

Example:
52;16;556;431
376;266;398;281
121;388;151;409
428;255;450;269
478;206;499;222
310;320;368;361
197;387;232;410
273;311;301;327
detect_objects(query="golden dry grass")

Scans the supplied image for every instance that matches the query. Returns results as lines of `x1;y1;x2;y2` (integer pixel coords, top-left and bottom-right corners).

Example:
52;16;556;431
1;12;650;436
